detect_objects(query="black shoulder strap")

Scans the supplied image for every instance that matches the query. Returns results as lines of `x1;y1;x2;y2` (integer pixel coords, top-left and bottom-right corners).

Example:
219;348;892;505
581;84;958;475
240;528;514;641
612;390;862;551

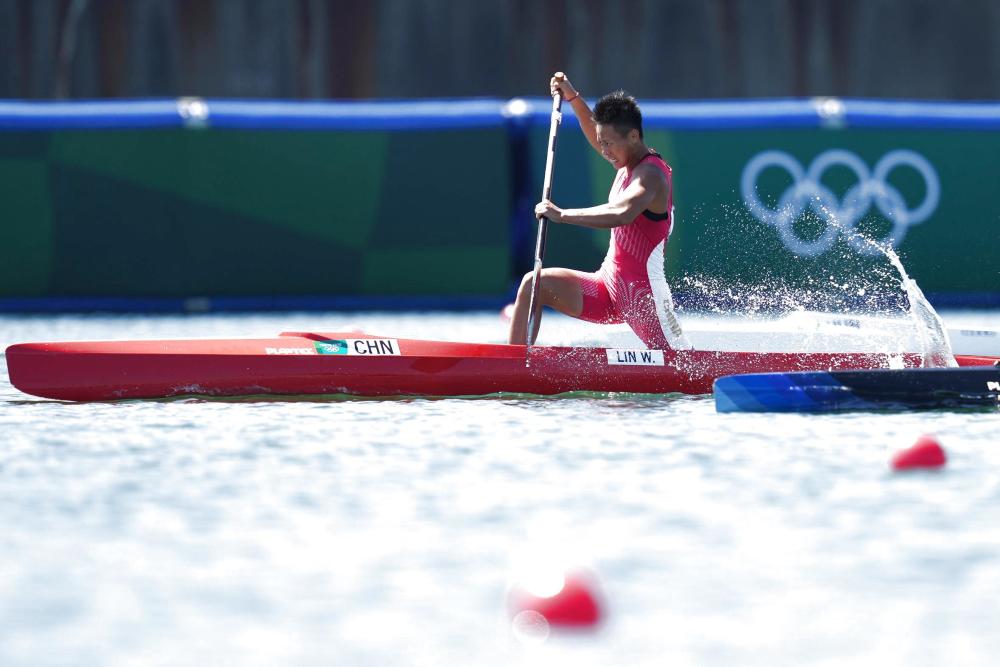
638;151;670;220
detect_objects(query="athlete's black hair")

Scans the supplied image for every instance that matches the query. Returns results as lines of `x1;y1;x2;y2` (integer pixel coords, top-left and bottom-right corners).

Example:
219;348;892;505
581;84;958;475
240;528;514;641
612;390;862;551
592;90;643;139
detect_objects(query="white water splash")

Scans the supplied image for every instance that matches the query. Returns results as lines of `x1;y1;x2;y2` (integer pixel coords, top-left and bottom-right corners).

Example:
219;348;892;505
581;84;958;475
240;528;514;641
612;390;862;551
833;222;955;367
885;248;957;367
804;199;956;367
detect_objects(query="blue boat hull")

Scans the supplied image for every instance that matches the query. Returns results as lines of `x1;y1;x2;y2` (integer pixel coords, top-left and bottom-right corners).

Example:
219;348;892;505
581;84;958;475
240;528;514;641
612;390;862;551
715;366;1000;413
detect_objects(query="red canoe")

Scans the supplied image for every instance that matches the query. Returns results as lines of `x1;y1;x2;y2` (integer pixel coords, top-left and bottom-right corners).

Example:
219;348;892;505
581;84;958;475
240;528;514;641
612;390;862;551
5;331;998;401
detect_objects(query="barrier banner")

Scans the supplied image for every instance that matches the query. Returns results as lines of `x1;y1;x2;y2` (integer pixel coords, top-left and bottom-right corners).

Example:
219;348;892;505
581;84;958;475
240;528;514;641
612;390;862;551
0;100;511;301
1;98;998;309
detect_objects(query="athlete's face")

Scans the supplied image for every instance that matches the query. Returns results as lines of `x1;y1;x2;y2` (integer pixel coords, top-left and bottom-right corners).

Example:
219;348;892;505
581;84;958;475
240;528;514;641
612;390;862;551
596;124;638;168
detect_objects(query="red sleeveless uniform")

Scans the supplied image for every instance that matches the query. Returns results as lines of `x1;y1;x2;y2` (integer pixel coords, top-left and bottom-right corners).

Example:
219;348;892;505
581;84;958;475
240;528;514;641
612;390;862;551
570;151;691;350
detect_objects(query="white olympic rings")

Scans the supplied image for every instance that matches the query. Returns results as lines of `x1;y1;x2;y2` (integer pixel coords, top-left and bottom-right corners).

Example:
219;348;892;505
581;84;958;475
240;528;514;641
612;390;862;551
740;149;940;256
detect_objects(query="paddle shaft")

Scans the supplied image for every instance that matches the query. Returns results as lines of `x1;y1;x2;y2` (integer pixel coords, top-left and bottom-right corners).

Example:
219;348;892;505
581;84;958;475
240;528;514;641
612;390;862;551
525;93;563;348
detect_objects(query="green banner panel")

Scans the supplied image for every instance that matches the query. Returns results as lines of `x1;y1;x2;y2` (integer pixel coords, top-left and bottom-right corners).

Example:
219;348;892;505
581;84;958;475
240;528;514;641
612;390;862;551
0;125;510;298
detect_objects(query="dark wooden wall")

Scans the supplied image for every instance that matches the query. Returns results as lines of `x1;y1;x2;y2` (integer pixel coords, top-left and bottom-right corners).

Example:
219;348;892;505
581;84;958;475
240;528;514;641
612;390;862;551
3;0;999;100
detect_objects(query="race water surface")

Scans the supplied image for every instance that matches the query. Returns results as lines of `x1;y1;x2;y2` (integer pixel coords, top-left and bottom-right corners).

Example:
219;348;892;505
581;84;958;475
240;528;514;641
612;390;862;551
2;311;999;666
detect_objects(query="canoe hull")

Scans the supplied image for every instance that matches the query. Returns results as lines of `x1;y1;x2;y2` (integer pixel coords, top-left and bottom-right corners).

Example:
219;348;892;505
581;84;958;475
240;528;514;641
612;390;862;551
6;332;997;401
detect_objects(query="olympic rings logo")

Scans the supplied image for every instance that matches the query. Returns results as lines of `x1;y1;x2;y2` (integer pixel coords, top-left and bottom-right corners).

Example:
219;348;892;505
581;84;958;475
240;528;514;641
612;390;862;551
740;149;940;256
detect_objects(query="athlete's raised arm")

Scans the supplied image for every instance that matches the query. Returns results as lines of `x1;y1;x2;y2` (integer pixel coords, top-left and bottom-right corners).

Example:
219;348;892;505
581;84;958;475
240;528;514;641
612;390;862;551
550;72;600;154
535;162;668;230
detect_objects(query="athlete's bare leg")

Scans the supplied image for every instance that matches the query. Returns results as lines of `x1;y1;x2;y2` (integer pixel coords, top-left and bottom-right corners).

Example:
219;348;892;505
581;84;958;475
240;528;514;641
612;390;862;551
507;268;585;345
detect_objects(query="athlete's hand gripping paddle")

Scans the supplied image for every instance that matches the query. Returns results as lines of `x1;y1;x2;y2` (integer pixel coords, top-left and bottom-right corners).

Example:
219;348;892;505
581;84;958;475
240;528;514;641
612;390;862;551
525;92;563;349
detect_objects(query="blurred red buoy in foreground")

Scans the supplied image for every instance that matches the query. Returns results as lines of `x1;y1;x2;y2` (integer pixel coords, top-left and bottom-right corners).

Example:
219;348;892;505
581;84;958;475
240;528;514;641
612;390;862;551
891;434;947;471
508;569;604;630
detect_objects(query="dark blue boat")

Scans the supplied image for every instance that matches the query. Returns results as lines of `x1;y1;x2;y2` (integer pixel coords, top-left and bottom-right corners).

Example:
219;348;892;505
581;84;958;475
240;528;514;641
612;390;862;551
715;365;1000;413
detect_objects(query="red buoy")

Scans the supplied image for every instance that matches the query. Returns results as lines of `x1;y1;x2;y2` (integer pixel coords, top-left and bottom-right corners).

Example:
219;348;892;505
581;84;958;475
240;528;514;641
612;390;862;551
891;434;947;471
507;569;604;630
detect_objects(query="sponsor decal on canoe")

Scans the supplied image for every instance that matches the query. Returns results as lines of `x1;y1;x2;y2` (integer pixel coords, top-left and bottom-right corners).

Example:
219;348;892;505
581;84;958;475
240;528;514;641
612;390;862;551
825;317;862;329
605;349;664;366
314;338;401;356
265;347;316;355
960;329;998;338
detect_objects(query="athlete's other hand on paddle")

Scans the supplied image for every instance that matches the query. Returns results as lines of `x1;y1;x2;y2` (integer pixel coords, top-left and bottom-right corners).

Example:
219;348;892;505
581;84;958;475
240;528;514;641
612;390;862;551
550;71;579;102
535;199;563;223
